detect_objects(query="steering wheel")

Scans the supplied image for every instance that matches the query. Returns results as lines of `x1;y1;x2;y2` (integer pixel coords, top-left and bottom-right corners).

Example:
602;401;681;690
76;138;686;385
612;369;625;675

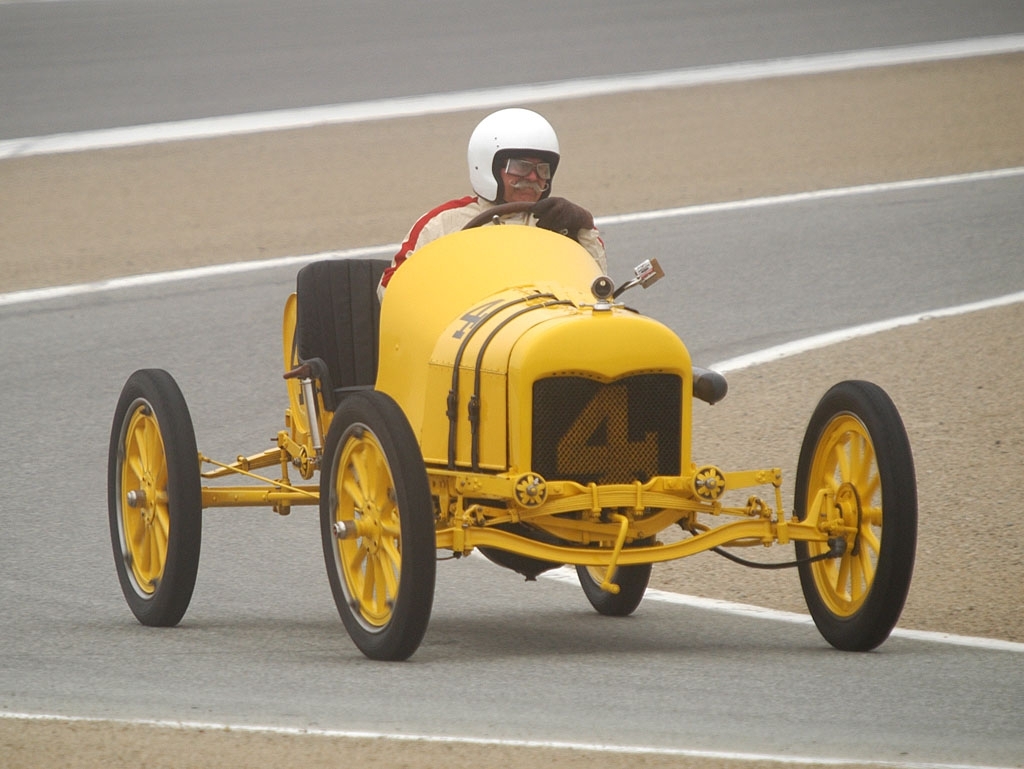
461;201;536;230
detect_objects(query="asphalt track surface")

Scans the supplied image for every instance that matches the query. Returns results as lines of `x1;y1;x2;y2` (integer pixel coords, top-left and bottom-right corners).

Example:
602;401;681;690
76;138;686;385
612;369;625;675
2;3;1024;768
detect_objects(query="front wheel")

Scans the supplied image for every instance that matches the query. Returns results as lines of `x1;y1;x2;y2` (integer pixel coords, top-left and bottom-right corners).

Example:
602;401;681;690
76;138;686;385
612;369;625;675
320;391;436;660
794;380;917;651
108;369;202;626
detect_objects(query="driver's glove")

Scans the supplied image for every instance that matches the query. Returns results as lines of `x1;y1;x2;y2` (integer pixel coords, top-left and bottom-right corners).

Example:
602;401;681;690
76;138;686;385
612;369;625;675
530;197;595;242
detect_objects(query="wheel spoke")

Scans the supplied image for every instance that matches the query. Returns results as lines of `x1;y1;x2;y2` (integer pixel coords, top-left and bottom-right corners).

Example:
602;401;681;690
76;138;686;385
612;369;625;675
139;417;157;467
135;525;153;575
856;439;876;490
350;443;371;496
379;508;402;539
346;540;369;579
370;451;391;502
362;554;381;612
833;439;850;483
380;538;402;591
847;431;861;477
821;465;838;493
380;554;399;606
130;418;146;466
154;455;168;490
153;503;170;552
128;513;147;551
858;537;876;580
366;557;385;618
848;559;865;604
835;555;852;603
860;525;881;557
341;473;366;511
863;469;881;505
854;541;875;601
147;529;164;588
126;451;145;485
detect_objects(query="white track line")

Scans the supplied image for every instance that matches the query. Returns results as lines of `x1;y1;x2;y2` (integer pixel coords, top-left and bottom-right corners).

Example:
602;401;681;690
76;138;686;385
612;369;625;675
0;712;1018;769
1;34;1022;159
0;244;392;308
710;288;1024;374
543;568;1024;654
598;167;1024;227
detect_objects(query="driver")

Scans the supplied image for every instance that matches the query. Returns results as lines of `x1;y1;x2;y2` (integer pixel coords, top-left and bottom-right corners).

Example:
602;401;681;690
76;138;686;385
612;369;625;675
377;108;607;299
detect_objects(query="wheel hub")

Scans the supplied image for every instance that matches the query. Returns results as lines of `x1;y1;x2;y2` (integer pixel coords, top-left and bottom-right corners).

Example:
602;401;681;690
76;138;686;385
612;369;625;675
362;508;381;553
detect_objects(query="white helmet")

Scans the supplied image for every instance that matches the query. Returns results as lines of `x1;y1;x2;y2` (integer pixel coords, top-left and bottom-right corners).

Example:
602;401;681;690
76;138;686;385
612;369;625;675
467;108;560;202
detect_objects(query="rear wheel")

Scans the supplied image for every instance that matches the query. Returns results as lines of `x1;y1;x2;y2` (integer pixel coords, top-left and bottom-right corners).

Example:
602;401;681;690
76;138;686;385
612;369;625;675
576;562;652;617
108;369;202;626
795;380;916;651
320;391;436;660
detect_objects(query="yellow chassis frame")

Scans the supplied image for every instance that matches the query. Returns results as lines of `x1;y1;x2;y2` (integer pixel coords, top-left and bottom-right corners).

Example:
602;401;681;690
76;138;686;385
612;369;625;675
198;427;845;593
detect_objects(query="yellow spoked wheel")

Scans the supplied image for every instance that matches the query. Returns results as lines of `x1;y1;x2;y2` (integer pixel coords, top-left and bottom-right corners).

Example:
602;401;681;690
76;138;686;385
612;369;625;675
795;380;916;651
804;413;880;616
320;391;435;661
108;369;202;626
120;404;168;595
334;430;402;628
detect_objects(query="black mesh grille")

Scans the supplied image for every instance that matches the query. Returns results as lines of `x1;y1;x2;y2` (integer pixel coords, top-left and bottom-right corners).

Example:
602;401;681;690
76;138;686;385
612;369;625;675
532;374;681;485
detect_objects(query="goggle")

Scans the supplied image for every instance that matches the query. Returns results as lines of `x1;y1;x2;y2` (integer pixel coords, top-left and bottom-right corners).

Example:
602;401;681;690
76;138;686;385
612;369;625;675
504;158;552;180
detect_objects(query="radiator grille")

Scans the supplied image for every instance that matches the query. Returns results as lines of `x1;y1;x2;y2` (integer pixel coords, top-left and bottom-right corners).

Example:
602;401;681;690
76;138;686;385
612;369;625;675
532;374;681;485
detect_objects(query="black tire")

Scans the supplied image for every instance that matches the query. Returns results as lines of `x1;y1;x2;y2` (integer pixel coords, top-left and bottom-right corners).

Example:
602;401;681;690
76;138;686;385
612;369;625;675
108;369;202;626
794;380;917;651
320;390;436;661
576;562;652;617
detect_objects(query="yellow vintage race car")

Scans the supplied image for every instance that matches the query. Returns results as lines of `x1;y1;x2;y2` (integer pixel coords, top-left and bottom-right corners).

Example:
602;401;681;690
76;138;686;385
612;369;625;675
107;204;917;660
